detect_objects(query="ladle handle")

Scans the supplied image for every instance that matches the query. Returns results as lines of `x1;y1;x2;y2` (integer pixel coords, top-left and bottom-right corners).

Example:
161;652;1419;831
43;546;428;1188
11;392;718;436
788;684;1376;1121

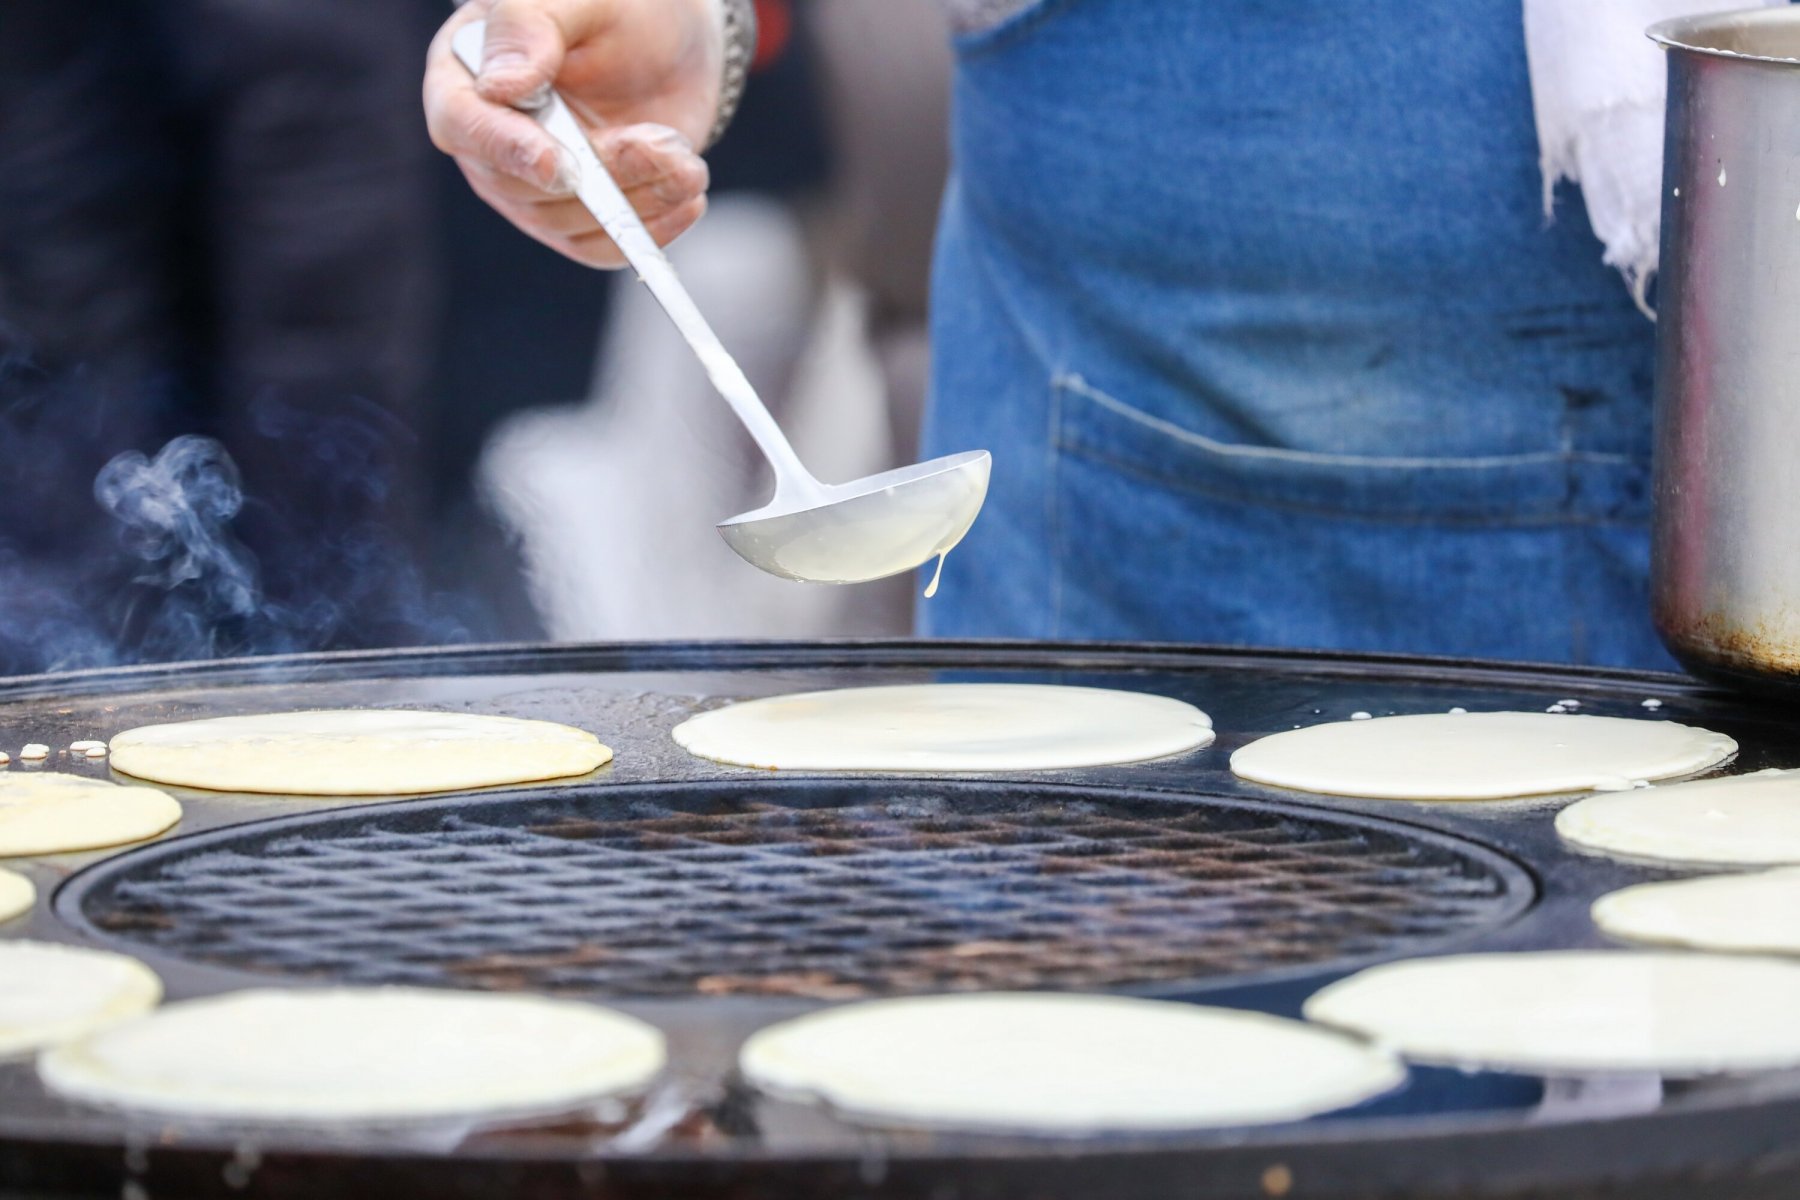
451;21;822;499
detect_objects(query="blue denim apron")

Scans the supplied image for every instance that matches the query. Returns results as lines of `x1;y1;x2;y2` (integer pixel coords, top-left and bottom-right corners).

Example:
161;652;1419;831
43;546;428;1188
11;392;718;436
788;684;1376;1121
921;0;1672;669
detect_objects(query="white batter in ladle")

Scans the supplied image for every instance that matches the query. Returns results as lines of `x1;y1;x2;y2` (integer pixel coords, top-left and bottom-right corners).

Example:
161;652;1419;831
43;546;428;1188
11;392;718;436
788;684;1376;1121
454;22;991;589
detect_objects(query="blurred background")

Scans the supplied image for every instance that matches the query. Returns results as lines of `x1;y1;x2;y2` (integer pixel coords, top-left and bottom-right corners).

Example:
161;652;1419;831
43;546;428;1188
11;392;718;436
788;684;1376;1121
0;0;952;677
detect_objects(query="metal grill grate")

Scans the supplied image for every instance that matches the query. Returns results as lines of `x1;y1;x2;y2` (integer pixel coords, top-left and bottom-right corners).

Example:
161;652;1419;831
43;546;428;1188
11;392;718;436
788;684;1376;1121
66;782;1531;999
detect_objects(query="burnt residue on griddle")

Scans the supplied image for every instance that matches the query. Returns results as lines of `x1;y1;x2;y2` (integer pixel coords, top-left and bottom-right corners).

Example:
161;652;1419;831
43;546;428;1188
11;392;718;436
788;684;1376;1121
441;944;619;992
694;971;867;1001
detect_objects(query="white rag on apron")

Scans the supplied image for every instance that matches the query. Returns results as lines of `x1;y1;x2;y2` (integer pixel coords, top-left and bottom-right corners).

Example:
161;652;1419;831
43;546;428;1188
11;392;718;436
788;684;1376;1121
1523;0;1787;314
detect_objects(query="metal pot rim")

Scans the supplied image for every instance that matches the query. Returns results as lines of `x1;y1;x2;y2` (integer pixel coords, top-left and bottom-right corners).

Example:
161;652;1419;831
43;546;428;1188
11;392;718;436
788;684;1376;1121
1649;6;1800;66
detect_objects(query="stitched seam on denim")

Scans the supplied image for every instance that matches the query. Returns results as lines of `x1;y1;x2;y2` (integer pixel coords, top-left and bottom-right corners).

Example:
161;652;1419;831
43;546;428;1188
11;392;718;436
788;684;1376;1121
952;0;1086;56
953;193;1063;379
1063;440;1648;529
1565;460;1584;662
941;180;1072;632
1055;374;1638;471
945;173;1072;389
1048;376;1065;637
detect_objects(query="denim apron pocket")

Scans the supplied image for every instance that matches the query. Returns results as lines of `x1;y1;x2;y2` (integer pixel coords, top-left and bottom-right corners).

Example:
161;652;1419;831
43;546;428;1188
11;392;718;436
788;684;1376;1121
1050;373;1662;665
925;0;1669;667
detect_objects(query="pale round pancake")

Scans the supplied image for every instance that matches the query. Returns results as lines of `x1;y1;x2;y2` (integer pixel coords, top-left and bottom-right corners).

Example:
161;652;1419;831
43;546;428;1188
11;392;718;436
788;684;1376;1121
1592;870;1800;955
108;709;612;796
672;684;1215;772
738;992;1403;1132
0;941;161;1057
0;868;35;921
1230;711;1735;801
0;772;181;856
1557;769;1800;865
40;987;665;1122
1304;952;1800;1076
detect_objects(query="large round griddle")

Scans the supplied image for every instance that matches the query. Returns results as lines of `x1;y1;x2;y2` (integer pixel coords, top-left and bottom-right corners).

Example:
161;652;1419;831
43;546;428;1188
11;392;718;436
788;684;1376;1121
1;640;1798;1200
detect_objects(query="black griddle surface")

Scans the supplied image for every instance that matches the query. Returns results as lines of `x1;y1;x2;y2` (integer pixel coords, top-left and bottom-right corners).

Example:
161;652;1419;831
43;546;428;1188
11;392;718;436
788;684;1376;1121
2;639;1798;1200
62;781;1530;1001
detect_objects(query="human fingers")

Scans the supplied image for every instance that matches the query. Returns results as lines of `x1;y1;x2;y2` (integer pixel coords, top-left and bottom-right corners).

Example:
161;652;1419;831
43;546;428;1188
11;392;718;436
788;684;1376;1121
458;168;620;266
460;172;708;270
567;195;709;263
597;123;709;200
425;9;578;193
476;0;614;109
461;123;708;210
461;162;704;238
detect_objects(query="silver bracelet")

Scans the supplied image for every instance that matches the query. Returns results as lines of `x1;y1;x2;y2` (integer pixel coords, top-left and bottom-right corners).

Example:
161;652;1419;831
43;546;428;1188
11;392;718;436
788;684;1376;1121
709;0;757;149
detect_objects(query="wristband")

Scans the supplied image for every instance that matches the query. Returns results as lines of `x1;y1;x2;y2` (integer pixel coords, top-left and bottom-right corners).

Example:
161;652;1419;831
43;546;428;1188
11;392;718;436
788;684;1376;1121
709;0;757;148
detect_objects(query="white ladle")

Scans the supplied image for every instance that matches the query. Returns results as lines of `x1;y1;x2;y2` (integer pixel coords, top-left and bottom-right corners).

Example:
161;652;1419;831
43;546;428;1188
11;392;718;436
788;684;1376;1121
453;21;990;589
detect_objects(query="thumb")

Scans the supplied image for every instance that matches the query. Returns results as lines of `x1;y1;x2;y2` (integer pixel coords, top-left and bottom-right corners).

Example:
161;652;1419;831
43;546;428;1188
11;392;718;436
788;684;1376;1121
477;0;568;109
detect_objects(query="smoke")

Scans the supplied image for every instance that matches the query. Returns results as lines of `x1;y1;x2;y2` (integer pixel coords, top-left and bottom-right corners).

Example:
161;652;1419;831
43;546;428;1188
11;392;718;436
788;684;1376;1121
0;319;491;676
0;421;476;676
94;435;260;658
82;431;476;669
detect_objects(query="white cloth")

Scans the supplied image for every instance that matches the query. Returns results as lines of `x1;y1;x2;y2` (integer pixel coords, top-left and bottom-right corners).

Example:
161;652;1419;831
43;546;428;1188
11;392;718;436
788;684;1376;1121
1523;0;1784;315
480;196;908;641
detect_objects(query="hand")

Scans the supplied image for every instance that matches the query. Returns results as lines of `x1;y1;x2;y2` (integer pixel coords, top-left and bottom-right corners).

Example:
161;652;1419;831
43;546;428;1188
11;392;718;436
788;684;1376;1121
424;0;721;268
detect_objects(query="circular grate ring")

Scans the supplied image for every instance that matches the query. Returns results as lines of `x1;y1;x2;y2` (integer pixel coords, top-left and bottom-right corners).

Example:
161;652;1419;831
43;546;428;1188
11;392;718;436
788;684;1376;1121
62;780;1532;1000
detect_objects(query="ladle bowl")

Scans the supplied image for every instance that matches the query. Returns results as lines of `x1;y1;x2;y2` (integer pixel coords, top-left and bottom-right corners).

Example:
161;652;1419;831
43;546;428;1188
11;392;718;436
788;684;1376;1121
718;450;991;584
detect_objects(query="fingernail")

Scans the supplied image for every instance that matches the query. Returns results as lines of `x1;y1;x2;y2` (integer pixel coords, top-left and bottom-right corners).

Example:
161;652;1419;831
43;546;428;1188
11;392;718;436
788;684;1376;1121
506;139;557;189
549;149;581;196
482;50;530;74
518;82;554;112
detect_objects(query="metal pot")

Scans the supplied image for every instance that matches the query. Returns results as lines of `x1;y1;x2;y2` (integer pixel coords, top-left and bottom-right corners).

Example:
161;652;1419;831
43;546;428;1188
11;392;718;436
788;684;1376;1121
1650;7;1800;697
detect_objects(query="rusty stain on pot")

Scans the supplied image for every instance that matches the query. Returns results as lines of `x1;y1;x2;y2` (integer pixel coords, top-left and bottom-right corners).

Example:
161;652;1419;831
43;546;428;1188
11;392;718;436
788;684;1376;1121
1663;609;1800;676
